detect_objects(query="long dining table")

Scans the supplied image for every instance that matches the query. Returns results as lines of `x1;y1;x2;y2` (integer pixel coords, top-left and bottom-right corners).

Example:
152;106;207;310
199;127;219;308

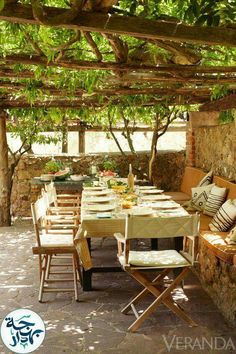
75;185;191;291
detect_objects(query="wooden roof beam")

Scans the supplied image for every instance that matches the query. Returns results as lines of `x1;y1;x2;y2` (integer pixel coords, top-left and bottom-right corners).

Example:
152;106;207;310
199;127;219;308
0;95;209;109
200;93;236;111
1;4;236;47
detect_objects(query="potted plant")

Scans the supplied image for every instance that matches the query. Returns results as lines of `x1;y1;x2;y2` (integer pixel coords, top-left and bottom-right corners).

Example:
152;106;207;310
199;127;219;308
44;160;63;174
101;158;118;176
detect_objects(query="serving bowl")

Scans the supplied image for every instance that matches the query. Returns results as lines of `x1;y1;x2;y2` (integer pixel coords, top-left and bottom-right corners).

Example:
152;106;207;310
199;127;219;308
70;174;86;181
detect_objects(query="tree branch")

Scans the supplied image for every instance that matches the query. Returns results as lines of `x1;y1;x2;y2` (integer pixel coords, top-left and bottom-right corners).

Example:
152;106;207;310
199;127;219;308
31;0;84;26
83;31;103;61
23;28;44;56
103;34;128;63
107;111;126;155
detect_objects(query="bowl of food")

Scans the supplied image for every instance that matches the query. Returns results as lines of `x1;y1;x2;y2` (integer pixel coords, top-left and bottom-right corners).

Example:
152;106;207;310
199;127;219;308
70;174;86;181
122;200;133;209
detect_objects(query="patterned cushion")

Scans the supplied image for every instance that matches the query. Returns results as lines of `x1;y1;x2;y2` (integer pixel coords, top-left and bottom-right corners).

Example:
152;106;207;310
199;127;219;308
119;250;189;268
225;225;236;244
209;200;236;232
191;184;214;211
197;170;213;187
203;185;227;216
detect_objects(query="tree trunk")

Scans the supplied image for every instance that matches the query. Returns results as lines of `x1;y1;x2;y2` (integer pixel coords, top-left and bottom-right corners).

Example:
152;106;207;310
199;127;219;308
148;130;158;183
61;116;68;153
0;111;11;226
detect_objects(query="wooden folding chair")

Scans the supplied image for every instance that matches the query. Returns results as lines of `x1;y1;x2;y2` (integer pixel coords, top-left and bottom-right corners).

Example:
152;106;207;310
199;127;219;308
44;181;80;208
115;213;200;332
31;196;81;302
42;189;80;236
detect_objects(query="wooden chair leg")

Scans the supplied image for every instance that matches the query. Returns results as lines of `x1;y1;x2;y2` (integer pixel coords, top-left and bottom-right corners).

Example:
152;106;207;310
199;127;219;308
74;252;83;284
127;268;197;332
72;254;79;302
122;268;171;314
39;255;48;303
45;254;52;280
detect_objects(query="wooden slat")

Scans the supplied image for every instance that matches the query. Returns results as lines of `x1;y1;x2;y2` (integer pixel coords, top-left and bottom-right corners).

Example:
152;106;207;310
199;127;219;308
1;4;236;47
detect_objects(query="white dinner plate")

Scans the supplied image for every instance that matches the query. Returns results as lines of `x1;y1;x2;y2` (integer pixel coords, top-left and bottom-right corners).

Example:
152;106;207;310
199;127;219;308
151;202;181;209
141;195;172;201
84;190;112;196
83;187;105;191
86;204;116;212
129;208;153;216
141;189;164;194
138;186;156;190
86;197;114;204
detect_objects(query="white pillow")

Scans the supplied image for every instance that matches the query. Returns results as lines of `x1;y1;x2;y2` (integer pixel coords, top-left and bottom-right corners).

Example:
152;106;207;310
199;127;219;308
209;200;236;232
203;185;227;216
191;183;214;211
197;170;213;187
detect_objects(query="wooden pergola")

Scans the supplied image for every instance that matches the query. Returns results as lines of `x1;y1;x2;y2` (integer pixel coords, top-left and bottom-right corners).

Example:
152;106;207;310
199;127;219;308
0;0;236;225
0;1;236;111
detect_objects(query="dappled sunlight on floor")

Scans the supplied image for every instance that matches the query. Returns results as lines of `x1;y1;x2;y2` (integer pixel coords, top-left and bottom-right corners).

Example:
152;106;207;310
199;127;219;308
0;222;235;353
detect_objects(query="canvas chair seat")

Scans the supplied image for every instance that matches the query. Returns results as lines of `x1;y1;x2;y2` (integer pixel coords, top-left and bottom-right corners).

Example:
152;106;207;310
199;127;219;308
40;233;74;248
119;249;190;269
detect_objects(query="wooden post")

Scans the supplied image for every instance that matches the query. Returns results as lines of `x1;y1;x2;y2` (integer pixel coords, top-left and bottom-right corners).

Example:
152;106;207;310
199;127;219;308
0;110;11;226
61;115;68;153
79;128;85;154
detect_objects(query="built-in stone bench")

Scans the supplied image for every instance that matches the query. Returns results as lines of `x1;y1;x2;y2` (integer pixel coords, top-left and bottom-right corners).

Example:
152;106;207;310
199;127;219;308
197;235;236;326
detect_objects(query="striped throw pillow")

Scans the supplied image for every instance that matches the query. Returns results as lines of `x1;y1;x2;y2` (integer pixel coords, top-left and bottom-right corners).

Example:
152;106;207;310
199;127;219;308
198;170;213;187
209;200;236;232
191;184;214;211
203;185;227;216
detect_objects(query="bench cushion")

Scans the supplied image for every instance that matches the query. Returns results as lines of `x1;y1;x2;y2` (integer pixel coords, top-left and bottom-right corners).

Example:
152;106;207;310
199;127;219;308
201;231;236;265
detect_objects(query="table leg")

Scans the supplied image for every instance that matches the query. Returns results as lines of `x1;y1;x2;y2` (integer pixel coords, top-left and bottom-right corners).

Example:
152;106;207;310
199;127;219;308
82;268;93;291
151;239;158;250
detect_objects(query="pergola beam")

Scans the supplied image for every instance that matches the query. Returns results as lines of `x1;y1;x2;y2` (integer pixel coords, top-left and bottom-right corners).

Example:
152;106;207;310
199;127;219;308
1;67;236;85
200;93;236;111
0;80;212;99
0;95;209;109
2;55;236;74
1;4;236;47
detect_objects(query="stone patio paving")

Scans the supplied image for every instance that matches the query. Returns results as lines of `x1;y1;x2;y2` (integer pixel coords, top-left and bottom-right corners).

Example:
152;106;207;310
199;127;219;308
0;221;235;354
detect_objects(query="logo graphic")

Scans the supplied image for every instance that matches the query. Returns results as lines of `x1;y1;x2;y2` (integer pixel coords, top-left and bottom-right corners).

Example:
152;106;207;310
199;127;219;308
1;309;45;353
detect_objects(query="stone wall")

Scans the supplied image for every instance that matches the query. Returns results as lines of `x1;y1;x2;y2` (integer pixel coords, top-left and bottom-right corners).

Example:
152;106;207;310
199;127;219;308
11;150;185;217
197;239;236;326
194;122;236;181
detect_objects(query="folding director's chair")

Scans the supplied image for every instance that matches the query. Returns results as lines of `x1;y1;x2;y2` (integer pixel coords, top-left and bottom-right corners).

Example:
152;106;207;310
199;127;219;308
115;213;200;332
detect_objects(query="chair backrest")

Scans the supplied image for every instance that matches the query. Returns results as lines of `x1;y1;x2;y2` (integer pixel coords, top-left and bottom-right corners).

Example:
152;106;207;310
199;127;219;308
31;195;48;246
125;214;200;240
44;181;58;206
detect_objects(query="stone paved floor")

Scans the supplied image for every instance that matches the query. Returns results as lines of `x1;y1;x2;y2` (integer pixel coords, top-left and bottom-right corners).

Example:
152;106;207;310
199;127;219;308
0;221;235;354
